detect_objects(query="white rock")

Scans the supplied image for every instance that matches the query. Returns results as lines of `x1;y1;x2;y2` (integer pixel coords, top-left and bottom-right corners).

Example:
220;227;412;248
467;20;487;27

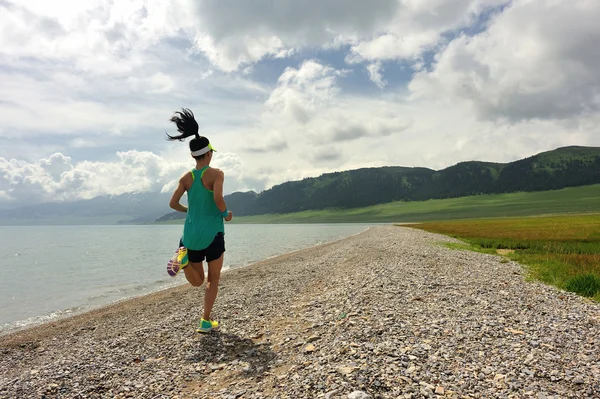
348;391;372;399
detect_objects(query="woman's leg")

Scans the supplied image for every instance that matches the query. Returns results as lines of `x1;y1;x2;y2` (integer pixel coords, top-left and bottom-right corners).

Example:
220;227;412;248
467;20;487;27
203;254;223;320
183;261;205;287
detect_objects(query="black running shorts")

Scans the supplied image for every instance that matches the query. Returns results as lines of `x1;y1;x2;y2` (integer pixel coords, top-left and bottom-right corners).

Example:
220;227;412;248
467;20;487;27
180;232;225;263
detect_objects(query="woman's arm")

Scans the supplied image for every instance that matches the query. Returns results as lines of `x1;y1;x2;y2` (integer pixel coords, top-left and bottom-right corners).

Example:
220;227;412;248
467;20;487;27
212;170;227;212
169;177;188;212
213;171;233;221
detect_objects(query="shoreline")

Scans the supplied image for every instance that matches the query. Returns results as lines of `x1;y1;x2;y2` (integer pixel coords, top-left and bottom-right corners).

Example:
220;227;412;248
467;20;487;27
0;225;375;341
1;226;598;398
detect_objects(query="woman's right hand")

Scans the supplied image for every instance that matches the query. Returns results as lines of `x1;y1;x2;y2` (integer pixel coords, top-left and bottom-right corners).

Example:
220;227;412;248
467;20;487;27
225;211;233;222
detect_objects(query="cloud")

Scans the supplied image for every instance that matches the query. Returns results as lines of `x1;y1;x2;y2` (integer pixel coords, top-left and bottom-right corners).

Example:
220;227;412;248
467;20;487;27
0;0;263;145
0;35;265;158
0;190;11;202
346;0;509;62
0;150;259;206
366;62;386;89
254;60;411;145
264;60;344;124
332;124;369;142
0;152;174;205
127;72;176;94
39;153;73;180
409;0;600;122
188;0;399;71
308;147;343;164
0;0;191;71
347;31;440;64
211;152;268;193
244;136;289;154
188;0;509;71
325;115;411;143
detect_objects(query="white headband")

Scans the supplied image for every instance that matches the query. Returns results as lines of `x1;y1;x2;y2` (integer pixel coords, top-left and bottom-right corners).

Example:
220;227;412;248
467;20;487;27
191;146;212;157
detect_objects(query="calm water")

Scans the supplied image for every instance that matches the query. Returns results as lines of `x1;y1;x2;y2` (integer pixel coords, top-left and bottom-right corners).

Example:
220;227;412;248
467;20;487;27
0;224;372;333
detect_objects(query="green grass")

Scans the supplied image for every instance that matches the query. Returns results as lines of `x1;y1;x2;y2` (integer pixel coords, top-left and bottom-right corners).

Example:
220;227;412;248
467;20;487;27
410;214;600;301
198;184;600;224
565;275;600;298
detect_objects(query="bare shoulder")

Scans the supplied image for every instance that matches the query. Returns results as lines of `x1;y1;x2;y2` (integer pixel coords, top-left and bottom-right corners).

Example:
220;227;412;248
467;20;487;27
179;170;194;189
209;168;225;179
180;170;193;181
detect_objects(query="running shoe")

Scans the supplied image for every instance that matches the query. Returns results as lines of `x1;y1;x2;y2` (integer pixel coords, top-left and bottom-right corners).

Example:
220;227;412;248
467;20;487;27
196;318;219;333
167;246;188;277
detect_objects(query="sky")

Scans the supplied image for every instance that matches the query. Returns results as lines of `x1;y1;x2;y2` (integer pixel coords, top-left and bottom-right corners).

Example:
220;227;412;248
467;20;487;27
1;0;599;207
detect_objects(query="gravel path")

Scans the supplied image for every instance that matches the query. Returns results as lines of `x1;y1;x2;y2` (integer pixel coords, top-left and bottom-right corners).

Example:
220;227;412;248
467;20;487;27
1;226;599;398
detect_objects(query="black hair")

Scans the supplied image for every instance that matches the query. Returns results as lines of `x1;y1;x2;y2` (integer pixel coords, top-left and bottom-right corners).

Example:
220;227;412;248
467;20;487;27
166;108;211;159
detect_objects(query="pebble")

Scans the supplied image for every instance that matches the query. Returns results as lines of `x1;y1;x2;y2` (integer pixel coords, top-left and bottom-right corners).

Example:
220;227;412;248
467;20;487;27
325;389;339;399
348;391;372;399
0;226;598;398
304;344;316;353
307;334;320;343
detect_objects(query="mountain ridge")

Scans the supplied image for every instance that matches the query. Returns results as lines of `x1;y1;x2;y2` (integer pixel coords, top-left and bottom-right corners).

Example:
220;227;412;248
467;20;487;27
157;145;600;221
1;146;598;225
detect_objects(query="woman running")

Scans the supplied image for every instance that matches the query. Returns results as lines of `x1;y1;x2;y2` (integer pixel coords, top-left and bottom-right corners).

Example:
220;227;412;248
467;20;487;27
166;108;232;333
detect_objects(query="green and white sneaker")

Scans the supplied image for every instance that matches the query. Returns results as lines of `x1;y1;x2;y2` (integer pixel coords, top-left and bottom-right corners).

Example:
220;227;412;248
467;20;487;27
196;318;219;333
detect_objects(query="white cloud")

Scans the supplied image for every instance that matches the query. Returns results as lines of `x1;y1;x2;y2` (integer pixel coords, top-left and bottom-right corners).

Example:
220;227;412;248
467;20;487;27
188;0;509;71
265;60;344;124
347;31;440;64
409;0;600;121
193;34;292;73
188;0;398;71
39;153;73;180
0;0;233;144
0;150;256;206
127;72;176;94
366;62;387;89
0;0;190;72
348;0;510;61
256;60;411;146
0;190;12;202
71;139;99;149
0;44;264;149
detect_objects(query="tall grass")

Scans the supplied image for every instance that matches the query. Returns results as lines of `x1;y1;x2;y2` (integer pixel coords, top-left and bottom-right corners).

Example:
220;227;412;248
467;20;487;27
410;214;600;301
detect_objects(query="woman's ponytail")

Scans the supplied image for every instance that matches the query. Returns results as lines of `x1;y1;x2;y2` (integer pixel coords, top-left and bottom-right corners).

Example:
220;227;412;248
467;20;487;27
166;108;199;141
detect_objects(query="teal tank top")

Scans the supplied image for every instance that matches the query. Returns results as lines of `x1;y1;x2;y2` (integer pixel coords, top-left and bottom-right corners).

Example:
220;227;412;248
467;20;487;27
181;166;225;250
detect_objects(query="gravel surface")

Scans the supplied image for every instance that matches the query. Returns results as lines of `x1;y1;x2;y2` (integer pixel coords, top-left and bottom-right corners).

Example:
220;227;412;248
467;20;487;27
1;226;599;398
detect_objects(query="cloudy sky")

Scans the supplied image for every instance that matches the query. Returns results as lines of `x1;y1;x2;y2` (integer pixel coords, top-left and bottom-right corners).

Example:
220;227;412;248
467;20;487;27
1;0;599;207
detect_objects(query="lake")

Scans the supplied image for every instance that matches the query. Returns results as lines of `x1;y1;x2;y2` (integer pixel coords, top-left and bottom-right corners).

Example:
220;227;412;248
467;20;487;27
0;223;373;333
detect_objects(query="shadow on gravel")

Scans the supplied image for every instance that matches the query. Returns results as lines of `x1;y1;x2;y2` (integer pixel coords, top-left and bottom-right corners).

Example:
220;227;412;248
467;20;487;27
186;332;276;379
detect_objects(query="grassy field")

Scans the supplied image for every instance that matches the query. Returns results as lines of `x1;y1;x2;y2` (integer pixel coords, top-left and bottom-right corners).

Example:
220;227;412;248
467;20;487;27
208;184;600;224
409;214;600;301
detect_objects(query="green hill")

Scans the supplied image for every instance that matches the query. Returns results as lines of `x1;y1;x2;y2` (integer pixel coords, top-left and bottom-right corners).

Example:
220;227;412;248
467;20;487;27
156;146;600;222
226;184;600;224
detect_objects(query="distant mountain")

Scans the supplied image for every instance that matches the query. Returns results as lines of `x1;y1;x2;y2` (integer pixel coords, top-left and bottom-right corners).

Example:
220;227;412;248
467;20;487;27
0;192;174;225
158;145;600;222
